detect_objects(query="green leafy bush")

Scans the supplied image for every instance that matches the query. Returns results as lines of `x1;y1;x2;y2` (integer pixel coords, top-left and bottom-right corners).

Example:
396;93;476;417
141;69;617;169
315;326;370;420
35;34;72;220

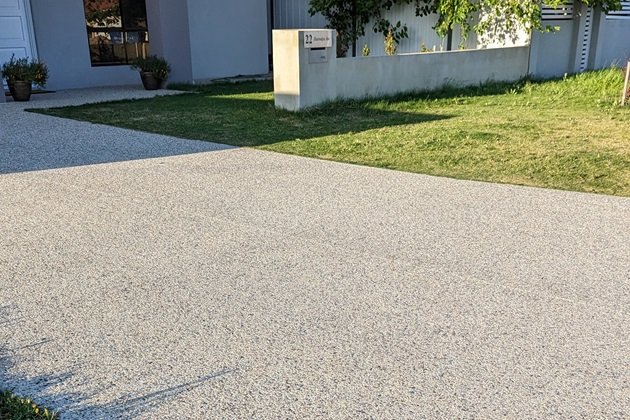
131;55;171;80
384;29;397;56
1;55;48;87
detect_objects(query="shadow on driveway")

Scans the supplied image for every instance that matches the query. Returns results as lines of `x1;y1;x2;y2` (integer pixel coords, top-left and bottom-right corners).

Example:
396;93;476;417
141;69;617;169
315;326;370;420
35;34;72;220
0;107;233;175
0;304;235;418
0;87;234;175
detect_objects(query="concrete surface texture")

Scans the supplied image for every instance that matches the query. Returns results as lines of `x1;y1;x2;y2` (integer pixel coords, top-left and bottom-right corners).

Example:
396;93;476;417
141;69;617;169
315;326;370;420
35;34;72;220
1;89;629;418
0;87;229;174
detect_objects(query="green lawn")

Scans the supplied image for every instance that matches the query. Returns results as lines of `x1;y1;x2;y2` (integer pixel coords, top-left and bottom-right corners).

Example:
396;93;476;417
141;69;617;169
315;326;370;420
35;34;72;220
36;69;630;196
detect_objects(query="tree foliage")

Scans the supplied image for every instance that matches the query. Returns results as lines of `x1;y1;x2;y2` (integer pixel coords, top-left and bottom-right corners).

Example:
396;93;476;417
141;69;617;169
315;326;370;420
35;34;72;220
416;0;622;39
308;0;413;56
309;0;623;55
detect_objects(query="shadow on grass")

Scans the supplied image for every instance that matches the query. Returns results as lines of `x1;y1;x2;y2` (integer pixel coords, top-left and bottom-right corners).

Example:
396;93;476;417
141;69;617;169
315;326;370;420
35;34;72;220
23;77;544;173
171;78;532;100
169;80;276;96
34;89;453;148
0;305;236;418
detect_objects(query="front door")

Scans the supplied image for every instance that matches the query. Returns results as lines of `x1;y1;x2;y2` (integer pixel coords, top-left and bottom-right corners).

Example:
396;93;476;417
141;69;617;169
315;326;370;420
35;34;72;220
0;0;37;88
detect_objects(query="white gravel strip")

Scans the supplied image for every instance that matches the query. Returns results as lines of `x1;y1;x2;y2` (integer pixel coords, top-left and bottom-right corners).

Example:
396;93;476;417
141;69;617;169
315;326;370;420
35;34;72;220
3;85;184;109
0;88;629;418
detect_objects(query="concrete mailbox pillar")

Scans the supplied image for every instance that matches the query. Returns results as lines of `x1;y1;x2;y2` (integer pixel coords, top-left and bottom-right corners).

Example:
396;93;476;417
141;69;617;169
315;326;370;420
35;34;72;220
273;29;336;111
274;29;529;110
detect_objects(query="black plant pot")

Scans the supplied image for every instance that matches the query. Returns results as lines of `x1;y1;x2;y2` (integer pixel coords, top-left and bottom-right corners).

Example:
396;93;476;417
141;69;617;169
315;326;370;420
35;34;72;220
8;81;32;102
140;72;163;90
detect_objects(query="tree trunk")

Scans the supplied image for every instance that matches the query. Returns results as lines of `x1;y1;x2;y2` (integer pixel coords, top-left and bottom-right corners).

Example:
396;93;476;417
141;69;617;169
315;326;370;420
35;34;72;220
447;29;453;51
352;0;357;57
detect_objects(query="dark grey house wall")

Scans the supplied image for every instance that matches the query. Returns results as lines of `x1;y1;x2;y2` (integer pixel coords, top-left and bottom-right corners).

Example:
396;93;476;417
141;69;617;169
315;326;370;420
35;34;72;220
529;4;630;79
145;0;194;83
186;0;270;81
148;0;271;83
529;20;577;79
592;16;630;68
30;0;139;90
28;0;269;90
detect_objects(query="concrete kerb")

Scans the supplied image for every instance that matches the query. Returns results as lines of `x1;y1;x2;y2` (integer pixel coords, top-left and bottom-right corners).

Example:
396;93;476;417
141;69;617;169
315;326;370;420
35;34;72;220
2;86;183;110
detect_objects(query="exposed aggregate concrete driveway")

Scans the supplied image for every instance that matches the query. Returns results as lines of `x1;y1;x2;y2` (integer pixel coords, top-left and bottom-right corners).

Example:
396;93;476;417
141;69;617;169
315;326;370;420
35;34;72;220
1;89;629;418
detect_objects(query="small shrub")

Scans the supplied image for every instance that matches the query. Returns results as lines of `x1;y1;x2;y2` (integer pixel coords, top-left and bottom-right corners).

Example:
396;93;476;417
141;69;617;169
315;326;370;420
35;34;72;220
362;44;371;57
130;55;171;80
622;62;630;105
1;55;48;87
384;30;396;56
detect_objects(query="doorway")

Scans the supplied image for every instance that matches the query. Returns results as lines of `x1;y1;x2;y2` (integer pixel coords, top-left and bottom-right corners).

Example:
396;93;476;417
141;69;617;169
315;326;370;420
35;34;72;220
0;0;38;89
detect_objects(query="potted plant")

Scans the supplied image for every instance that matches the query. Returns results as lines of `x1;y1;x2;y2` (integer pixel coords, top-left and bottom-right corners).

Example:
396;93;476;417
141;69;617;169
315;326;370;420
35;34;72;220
131;55;171;90
1;55;48;102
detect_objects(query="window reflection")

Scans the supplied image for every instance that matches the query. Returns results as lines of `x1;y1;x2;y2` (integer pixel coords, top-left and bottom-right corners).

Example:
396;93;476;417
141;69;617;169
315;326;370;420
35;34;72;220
83;0;149;66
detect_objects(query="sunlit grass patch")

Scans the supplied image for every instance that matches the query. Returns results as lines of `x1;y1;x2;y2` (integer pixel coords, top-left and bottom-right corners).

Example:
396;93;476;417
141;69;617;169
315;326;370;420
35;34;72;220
36;69;630;196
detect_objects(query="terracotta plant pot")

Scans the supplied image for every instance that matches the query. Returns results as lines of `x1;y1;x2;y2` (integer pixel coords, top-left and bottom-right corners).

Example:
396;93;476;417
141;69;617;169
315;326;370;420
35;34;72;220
140;72;162;90
8;81;32;102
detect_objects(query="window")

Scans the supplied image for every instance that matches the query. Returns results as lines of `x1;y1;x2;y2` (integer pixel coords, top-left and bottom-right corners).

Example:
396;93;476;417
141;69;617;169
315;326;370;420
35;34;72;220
83;0;150;66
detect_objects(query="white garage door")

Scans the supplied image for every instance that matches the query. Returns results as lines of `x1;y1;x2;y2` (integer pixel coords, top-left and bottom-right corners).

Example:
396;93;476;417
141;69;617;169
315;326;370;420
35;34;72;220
0;0;37;86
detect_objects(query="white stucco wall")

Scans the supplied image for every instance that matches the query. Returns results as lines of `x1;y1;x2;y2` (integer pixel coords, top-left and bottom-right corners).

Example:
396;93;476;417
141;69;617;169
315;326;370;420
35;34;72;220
593;15;630;68
30;0;139;90
475;11;530;49
528;20;576;79
274;30;530;111
186;0;269;81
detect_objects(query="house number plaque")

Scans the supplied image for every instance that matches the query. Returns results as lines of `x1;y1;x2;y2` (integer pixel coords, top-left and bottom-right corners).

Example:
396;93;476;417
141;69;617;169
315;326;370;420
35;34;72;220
304;30;333;49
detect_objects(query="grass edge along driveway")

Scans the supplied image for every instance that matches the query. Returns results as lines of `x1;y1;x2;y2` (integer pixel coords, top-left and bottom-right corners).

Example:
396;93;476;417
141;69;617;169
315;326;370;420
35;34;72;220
1;389;58;419
35;69;630;196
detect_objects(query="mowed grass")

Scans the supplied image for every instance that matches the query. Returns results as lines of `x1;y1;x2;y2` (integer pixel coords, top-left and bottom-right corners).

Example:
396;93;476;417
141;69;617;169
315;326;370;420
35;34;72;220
37;69;630;196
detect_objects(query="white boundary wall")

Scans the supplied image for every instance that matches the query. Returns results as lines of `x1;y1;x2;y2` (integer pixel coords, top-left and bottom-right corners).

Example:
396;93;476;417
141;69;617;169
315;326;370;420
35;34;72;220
274;30;529;111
